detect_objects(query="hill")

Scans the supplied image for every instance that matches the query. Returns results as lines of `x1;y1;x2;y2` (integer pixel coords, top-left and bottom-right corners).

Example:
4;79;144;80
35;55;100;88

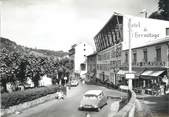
0;37;68;58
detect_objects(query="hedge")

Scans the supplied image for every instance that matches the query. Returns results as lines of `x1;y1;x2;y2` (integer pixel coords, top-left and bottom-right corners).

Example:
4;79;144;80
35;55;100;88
1;85;65;109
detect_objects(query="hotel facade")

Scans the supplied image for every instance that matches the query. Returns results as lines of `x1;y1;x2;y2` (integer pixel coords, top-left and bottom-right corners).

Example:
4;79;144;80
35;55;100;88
94;14;169;91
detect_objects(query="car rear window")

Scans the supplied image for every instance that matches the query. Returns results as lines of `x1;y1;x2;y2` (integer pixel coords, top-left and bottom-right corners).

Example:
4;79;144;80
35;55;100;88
84;94;98;99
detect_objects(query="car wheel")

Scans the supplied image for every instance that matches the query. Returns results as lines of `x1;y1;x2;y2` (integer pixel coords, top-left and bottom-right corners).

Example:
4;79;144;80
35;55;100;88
96;107;101;112
78;107;82;111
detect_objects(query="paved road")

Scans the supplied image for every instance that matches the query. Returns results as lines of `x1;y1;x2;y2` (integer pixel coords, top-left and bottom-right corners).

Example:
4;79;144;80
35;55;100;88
8;83;127;117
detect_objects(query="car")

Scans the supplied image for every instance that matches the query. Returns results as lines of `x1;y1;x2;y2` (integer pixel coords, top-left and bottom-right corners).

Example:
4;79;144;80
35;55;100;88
79;90;107;111
70;80;79;86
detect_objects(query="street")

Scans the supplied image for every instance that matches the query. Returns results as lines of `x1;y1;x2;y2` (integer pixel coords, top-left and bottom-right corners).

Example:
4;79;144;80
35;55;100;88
8;82;127;117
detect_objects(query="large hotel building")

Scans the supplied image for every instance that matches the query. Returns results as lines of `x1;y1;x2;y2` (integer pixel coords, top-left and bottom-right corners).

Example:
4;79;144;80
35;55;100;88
94;14;169;91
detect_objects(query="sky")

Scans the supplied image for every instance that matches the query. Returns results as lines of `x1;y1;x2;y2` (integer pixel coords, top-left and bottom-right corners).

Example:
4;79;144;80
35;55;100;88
1;0;159;52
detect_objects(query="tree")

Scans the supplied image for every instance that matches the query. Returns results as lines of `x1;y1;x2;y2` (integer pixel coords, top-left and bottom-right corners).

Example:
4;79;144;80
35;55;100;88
16;57;28;84
159;0;169;20
0;49;20;92
149;0;169;21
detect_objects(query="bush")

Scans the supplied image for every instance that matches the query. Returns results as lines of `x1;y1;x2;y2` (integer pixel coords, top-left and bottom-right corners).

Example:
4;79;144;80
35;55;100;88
1;85;65;109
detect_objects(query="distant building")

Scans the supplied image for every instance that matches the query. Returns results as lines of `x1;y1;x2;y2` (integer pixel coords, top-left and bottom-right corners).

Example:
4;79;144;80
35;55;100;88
69;42;94;78
39;75;52;86
86;52;97;78
94;13;169;88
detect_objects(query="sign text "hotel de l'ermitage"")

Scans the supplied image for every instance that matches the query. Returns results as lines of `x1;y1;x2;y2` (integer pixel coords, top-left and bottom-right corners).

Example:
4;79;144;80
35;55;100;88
123;15;169;49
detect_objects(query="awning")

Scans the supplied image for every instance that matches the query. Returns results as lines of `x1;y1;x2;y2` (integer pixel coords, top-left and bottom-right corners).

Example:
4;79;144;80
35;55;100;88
116;69;143;78
116;70;129;75
141;70;165;77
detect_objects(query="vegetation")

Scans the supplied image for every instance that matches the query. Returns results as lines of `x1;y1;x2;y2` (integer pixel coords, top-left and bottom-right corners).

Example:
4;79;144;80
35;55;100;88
1;85;66;109
0;37;73;93
149;0;169;21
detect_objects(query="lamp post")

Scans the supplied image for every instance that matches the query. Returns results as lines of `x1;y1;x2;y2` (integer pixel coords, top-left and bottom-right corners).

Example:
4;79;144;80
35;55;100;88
128;18;133;90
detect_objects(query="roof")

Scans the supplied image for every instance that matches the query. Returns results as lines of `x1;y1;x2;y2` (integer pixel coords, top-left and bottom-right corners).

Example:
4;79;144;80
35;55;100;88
139;37;169;48
126;37;169;50
87;52;97;57
84;90;102;96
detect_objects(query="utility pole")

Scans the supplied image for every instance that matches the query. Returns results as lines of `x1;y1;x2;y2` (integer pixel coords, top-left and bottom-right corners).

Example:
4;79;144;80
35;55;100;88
128;18;133;90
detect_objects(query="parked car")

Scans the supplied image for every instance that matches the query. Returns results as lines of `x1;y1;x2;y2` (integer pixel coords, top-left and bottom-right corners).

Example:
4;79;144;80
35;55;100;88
79;90;107;111
70;80;79;86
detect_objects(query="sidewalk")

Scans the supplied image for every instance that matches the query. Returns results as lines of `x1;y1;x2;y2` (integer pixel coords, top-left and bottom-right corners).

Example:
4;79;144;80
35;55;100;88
136;92;169;117
136;88;169;99
135;99;154;117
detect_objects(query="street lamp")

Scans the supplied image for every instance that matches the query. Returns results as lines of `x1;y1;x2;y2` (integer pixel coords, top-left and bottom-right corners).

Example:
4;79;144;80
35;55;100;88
113;12;133;90
128;18;133;90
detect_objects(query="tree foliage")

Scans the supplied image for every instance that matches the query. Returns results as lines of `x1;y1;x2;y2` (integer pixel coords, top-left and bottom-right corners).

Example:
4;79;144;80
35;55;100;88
149;0;169;21
0;48;73;92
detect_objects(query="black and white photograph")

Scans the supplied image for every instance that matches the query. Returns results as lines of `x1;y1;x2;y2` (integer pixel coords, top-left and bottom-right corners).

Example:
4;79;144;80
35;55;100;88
0;0;169;117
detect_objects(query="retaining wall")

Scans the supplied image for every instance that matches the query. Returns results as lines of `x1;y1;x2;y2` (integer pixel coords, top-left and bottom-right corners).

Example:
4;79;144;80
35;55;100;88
109;90;136;117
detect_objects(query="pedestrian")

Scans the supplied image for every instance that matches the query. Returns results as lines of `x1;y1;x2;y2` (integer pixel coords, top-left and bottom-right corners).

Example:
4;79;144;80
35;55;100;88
164;83;166;95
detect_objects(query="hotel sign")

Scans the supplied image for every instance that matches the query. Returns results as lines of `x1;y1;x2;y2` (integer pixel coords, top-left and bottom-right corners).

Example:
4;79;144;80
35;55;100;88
123;15;169;50
131;21;160;39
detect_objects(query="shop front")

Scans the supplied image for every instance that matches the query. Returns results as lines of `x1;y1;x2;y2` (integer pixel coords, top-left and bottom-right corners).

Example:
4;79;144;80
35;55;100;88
140;68;167;95
116;67;145;88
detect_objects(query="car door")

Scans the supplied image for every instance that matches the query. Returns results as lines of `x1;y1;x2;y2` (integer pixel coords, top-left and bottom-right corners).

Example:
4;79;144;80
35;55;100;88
97;94;102;108
101;92;107;105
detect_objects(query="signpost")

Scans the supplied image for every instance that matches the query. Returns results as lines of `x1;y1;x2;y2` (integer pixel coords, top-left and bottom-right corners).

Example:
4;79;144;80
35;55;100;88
128;18;133;90
125;73;135;79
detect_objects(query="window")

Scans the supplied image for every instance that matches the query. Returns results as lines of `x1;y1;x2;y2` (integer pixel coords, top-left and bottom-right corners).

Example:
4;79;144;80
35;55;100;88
156;47;161;61
143;49;148;62
125;52;128;63
80;63;86;71
133;52;137;63
166;28;169;36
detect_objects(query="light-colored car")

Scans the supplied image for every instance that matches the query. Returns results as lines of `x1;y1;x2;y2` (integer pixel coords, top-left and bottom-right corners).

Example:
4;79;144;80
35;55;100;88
79;90;107;111
70;80;79;86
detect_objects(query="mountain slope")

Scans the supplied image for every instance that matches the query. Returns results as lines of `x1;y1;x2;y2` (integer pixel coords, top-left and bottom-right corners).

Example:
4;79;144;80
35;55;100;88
0;37;68;58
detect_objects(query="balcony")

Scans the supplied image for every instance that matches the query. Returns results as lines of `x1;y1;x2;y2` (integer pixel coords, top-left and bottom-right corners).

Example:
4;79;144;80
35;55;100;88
122;61;168;68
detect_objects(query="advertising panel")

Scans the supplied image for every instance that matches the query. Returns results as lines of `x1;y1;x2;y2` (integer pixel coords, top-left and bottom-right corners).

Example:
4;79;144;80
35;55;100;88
122;15;169;50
